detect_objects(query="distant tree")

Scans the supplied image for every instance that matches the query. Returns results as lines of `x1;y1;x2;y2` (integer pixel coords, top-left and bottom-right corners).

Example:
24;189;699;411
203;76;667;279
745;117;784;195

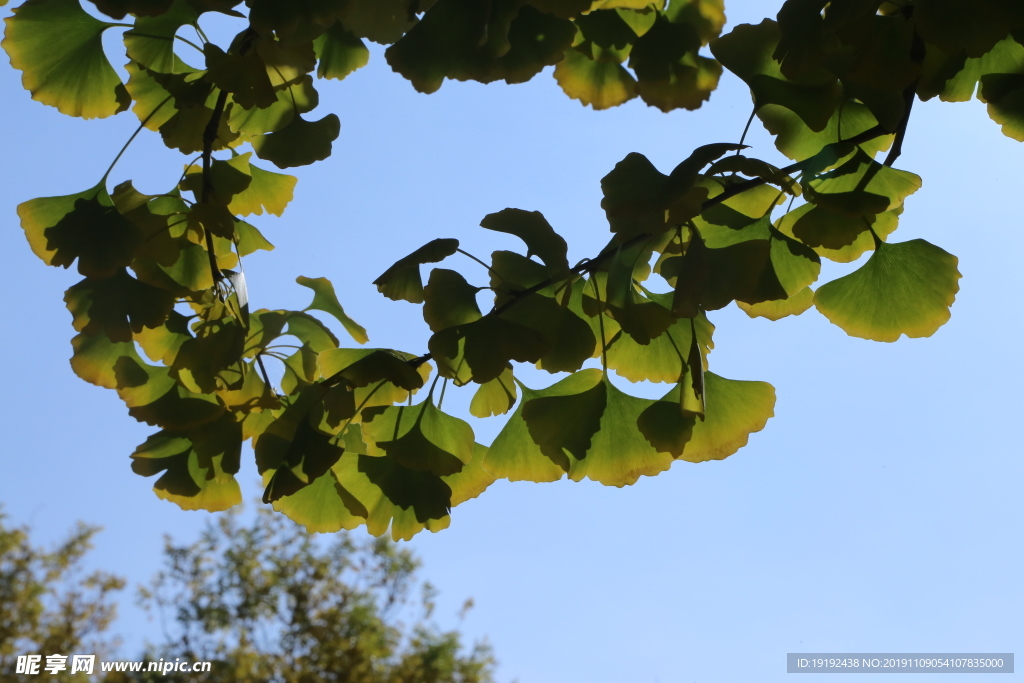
113;508;496;683
0;511;125;683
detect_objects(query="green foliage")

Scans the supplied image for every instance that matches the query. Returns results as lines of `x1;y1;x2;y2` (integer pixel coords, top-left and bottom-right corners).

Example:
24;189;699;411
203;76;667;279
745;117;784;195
119;508;496;683
0;512;125;682
7;0;1018;538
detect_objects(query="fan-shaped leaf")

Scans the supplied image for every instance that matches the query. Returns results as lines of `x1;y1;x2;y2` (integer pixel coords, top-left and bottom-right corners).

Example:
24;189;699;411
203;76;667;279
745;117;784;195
297;276;369;344
3;0;130;118
814;239;961;342
374;238;460;303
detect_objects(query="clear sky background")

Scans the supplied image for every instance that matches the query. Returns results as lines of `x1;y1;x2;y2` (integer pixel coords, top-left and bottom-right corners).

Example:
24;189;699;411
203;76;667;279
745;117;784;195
1;2;1022;681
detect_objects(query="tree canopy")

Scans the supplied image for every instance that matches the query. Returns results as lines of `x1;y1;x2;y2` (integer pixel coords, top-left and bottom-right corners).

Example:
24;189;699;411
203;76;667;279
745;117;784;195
3;0;1019;539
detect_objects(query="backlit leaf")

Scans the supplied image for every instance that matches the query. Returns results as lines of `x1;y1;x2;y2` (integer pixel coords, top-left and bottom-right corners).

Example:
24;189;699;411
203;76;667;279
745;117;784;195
373;238;460;303
814;239;961;342
3;0;130;118
131;415;242;512
297;276;369;344
251;113;341;169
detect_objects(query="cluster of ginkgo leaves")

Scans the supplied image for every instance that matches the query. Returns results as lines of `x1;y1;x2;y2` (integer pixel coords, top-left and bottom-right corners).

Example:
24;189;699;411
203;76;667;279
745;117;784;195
4;0;1021;539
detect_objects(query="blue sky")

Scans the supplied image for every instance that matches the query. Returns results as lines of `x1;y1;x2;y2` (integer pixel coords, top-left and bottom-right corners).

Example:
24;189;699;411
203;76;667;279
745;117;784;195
1;2;1021;681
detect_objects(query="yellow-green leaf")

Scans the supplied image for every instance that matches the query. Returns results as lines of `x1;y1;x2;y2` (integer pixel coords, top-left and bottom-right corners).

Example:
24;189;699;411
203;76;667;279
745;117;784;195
814;239;961;342
3;0;130;118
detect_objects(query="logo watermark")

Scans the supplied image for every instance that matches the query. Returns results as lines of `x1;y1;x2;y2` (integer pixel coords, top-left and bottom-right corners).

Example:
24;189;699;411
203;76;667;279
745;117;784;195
14;654;212;676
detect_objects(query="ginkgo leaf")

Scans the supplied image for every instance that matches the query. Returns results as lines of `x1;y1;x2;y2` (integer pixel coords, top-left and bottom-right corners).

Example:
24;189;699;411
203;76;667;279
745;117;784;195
980;72;1024;141
271;467;367;533
203;43;276;109
422;269;482;332
251;113;341;168
112;354;226;430
757;100;894;162
256;388;346;503
297;276;369;344
373;238;460;303
469;365;517;417
924;35;1024;103
314;20;370;79
338;0;419;44
179;155;252;204
497;291;596;373
914;0;1024;58
777;204;902;263
130;415;242;512
18;183;141;279
228;76;320;136
64;269;175;342
568;376;674;486
554;46;637;109
737;286;814;320
479;208;570;273
814;239;961;342
806;150;922;218
429;316;547;384
318;348;424;391
629;15;722;112
606;300;714;383
247;0;346;42
123;0;201;74
484;371;599;482
135;310;193;365
711;19;840;131
335;452;452;540
3;0;130;118
361;399;475;476
235;221;276;255
385;0;575;94
87;0;175;20
638;372;775;461
228;159;298;217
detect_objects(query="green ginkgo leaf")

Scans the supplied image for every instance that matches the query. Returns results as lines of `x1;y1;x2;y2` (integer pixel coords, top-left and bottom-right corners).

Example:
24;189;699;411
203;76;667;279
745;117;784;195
980;72;1024;141
252;113;341;168
629;15;722;112
123;0;201;74
711;18;840;131
484;370;601;482
554;46;637;109
361;399;475;476
757;99;894;162
296;276;369;344
639;372;775;461
373;238;460;303
112;354;226;430
469;365;517;417
70;331;138;390
814;239;961;342
385;0;575;93
924;35;1024;103
777;204;901;263
18;183;142;279
130;414;242;512
338;0;420;44
737;286;814;320
806;150;922;218
568;376;674;486
256;388;346;503
314;20;370;79
235;221;276;255
3;0;130;118
227;158;298;217
606;298;714;383
179;155;252;204
422;269;483;332
318;348;424;391
499;292;596;373
271;467;368;533
64;269;175;342
479;208;570;273
228;77;320;136
914;0;1024;58
429;316;547;384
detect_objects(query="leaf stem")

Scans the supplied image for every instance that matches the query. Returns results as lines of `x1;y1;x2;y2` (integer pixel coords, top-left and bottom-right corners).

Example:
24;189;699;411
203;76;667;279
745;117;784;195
201;89;230;284
101;96;173;184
